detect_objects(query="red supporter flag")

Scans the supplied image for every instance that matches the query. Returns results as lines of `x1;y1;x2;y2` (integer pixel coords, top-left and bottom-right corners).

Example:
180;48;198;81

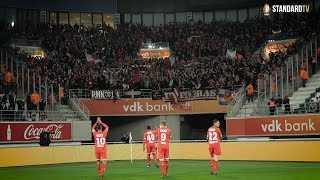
170;87;179;104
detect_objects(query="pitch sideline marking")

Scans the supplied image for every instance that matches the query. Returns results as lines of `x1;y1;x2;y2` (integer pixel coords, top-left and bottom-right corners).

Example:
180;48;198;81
0;161;320;172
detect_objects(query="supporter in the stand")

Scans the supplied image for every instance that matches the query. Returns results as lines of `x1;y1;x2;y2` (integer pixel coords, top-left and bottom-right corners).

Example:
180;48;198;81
3;13;317;107
39;99;46;111
310;55;317;75
3;70;13;94
31;91;40;110
26;92;32;118
283;96;291;114
275;95;283;114
8;91;16;110
300;67;309;87
245;83;254;103
316;97;320;113
268;98;276;115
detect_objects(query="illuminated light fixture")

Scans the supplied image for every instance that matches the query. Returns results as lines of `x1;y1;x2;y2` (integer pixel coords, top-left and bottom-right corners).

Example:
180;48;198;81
11;21;15;27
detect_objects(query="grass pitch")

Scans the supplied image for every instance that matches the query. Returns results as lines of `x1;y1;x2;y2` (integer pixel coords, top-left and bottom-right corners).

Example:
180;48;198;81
0;160;320;180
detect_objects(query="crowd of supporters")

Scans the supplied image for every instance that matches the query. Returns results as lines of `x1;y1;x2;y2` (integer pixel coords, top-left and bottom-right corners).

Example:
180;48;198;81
2;13;318;100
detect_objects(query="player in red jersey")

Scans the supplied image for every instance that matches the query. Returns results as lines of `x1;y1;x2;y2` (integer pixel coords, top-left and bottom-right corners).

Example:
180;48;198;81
143;125;159;168
155;120;172;178
207;119;223;175
92;117;109;179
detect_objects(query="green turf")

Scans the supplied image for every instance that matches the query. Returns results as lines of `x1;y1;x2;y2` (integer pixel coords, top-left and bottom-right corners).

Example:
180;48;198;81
0;160;320;180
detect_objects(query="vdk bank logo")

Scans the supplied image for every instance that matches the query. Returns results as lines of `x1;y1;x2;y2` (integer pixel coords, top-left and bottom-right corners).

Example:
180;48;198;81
263;3;311;16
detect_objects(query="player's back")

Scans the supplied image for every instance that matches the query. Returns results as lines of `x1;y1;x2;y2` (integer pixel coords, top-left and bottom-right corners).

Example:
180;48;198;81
207;126;221;145
156;127;172;149
94;131;108;151
144;130;156;145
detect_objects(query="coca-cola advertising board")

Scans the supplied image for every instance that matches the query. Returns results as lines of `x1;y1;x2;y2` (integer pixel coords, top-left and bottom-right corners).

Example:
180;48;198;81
0;122;72;143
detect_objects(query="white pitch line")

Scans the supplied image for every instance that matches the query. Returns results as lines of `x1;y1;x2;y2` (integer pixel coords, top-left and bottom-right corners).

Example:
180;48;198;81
0;162;319;173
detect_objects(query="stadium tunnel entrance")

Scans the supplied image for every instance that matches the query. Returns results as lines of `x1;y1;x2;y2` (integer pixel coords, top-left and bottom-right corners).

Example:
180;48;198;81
87;113;226;143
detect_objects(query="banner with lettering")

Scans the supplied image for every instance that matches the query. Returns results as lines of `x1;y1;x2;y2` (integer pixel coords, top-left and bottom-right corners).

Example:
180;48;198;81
0;122;72;143
91;90;121;100
226;115;320;137
81;99;227;116
162;88;217;101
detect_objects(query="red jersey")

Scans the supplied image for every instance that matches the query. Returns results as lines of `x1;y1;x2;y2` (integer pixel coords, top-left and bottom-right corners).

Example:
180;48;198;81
155;127;172;149
143;130;156;146
92;125;109;151
207;126;222;147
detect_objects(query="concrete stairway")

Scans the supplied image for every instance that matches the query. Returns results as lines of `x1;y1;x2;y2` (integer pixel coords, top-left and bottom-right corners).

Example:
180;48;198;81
289;72;320;110
54;104;82;121
236;101;257;117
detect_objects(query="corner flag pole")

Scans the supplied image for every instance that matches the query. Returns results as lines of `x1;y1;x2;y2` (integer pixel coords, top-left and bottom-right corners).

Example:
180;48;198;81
129;132;133;163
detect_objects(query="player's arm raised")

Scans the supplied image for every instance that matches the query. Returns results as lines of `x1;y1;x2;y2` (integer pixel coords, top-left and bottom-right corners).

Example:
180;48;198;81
98;118;109;132
92;118;99;133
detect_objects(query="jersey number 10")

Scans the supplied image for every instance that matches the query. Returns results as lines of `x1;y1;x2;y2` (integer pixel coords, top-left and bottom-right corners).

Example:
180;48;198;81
96;137;106;147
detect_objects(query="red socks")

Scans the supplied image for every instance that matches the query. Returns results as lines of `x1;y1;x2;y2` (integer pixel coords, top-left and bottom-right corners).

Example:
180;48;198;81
101;163;107;175
165;160;169;175
160;161;166;175
96;163;101;174
210;159;219;172
209;159;214;172
153;154;158;163
213;160;219;172
147;154;151;165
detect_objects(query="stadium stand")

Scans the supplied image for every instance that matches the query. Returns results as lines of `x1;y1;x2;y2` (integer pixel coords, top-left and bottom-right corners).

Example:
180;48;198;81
17;14;317;94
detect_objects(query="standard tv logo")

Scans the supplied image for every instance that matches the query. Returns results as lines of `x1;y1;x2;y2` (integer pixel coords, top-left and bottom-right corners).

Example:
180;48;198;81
263;3;310;16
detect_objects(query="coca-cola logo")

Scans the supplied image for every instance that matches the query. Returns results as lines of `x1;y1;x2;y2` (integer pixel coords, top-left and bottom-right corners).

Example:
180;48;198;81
24;124;64;140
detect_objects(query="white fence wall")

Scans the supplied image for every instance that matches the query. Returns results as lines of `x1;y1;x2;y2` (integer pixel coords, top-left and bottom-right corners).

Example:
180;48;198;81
154;13;164;25
175;12;186;22
249;7;260;19
226;9;237;21
193;12;203;21
122;5;266;26
238;9;247;22
124;13;131;23
142;13;153;26
204;11;214;22
215;10;225;21
165;13;175;23
132;14;141;24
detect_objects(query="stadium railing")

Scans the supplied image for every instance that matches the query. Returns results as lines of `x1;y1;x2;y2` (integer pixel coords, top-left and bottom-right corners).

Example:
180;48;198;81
0;110;81;121
68;90;90;120
69;85;243;100
11;39;42;47
226;84;246;117
232;102;320;117
256;37;318;104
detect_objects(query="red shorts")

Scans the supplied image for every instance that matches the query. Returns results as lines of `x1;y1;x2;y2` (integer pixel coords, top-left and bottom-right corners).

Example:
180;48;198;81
95;150;107;161
209;144;221;156
146;144;157;154
158;147;169;160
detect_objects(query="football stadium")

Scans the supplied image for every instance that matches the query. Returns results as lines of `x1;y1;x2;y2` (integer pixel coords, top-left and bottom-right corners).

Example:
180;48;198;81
0;0;320;179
